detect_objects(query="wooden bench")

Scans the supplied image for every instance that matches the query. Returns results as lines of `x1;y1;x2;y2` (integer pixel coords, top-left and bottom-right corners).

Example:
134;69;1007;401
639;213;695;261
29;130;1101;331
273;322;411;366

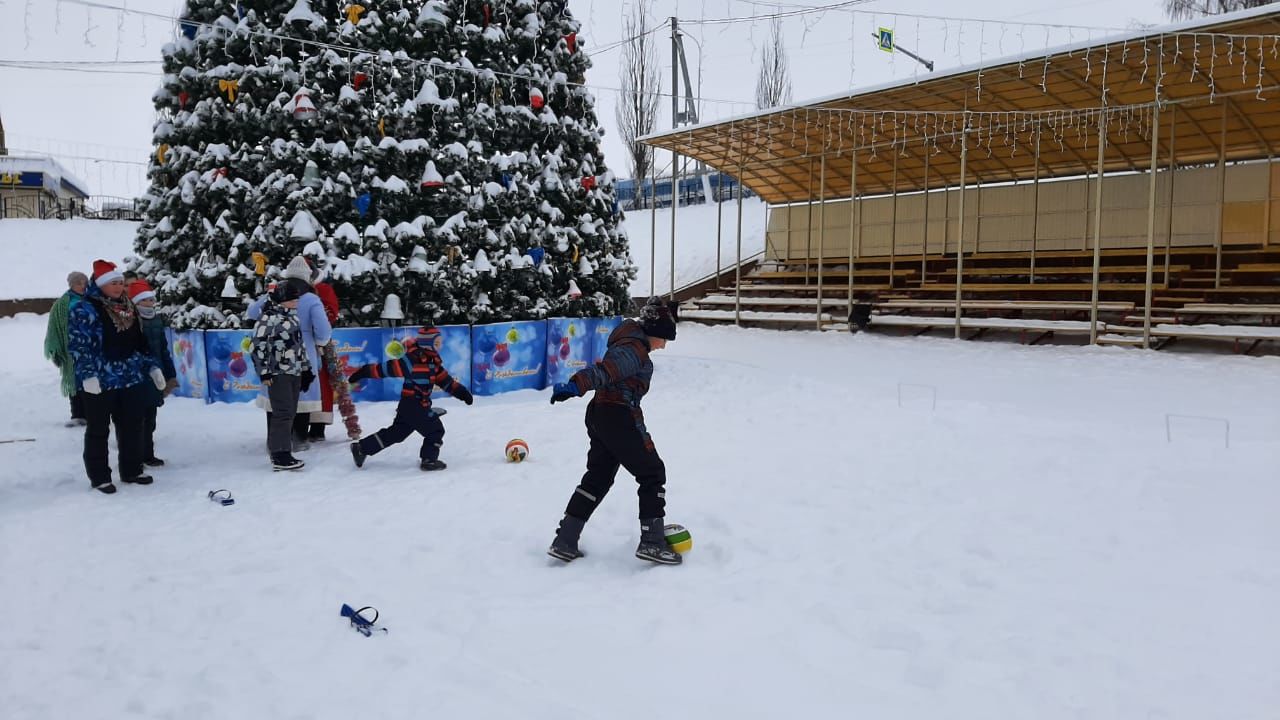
876;299;1136;312
680;309;834;325
913;282;1165;292
732;283;893;294
867;314;1101;343
751;268;919;280
923;264;1190;278
690;295;846;310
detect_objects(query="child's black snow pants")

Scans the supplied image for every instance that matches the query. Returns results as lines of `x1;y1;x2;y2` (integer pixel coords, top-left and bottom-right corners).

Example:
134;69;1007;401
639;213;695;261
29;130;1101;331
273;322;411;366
358;396;445;461
564;402;666;521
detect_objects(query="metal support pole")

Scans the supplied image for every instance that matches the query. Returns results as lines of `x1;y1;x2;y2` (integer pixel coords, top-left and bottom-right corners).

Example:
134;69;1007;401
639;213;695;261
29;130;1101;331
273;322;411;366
955;116;968;340
817;153;826;330
1214;102;1227;289
669;17;680;302
805;158;815;285
649;162;656;297
1265;154;1273;248
1031;123;1041;284
735;158;744;326
715;173;723;289
922;145;930;283
889;147;898;289
1165;106;1176;283
847;148;858;317
670;149;677;301
1143;100;1161;349
1089;109;1108;345
974;181;983;254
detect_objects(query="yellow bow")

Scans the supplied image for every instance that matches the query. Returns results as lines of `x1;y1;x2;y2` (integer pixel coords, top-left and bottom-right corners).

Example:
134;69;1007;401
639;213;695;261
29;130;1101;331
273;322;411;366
251;252;267;277
345;4;366;24
219;79;239;102
156;144;170;165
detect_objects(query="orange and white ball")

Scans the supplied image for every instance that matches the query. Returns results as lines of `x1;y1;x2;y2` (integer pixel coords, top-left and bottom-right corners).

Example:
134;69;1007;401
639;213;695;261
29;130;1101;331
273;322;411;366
505;438;529;463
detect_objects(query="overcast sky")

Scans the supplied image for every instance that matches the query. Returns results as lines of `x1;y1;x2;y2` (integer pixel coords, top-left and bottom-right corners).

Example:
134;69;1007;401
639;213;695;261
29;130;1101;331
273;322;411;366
0;0;1169;198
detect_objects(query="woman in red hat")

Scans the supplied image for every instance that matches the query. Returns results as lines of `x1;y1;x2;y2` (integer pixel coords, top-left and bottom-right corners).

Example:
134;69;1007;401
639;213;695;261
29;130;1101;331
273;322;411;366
68;260;166;494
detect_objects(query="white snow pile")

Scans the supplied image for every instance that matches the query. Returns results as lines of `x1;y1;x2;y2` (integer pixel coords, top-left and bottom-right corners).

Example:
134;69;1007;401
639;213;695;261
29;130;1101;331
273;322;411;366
1;311;1277;719
621;197;769;296
0;219;139;300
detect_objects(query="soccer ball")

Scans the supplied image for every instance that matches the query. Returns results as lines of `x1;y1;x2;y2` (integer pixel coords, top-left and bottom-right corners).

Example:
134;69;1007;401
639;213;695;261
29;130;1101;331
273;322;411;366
505;438;529;463
664;524;692;554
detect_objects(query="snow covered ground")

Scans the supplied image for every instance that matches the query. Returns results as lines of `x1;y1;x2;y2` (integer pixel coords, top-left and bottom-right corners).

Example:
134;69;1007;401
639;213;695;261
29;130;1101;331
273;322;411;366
2;311;1277;719
0;219;139;299
621;197;768;297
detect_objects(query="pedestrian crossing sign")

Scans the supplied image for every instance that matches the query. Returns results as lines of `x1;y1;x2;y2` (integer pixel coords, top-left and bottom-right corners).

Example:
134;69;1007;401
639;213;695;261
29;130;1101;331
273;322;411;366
877;27;894;53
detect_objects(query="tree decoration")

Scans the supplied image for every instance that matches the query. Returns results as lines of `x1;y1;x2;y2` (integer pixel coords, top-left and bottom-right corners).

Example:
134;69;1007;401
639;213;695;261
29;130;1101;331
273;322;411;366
218;79;239;102
529;87;545;110
344;4;366;25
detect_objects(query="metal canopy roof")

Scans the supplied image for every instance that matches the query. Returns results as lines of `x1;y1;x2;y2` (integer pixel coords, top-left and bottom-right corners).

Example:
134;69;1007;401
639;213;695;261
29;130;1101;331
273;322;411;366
640;6;1280;205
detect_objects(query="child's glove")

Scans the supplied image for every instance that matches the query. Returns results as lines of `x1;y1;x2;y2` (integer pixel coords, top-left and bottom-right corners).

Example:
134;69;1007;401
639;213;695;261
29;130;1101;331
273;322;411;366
301;370;316;392
550;382;578;404
83;377;102;395
260;373;274;387
453;385;474;405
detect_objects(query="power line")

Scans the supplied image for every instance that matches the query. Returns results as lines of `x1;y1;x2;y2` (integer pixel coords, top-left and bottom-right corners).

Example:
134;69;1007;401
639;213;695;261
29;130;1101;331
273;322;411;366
7;147;148;166
0;61;160;76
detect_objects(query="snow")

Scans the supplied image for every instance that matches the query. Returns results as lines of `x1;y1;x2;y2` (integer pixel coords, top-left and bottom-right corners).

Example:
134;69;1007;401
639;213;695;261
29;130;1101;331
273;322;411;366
283;0;325;29
1;312;1278;719
619;197;768;297
0;219;138;300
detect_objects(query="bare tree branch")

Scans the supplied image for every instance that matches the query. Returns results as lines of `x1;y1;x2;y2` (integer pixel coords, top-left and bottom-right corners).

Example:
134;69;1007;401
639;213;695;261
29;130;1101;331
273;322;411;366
615;1;660;208
1164;0;1273;20
756;17;793;110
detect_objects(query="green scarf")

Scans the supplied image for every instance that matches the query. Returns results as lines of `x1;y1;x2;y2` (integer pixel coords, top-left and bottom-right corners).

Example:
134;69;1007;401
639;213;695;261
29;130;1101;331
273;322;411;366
43;292;76;397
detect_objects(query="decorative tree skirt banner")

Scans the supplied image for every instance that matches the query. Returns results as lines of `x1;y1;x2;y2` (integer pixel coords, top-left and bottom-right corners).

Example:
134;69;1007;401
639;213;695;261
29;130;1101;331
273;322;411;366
471;320;548;396
166;329;208;401
593;316;623;362
204;329;263;404
373;325;471;401
173;319;619;404
546;317;596;386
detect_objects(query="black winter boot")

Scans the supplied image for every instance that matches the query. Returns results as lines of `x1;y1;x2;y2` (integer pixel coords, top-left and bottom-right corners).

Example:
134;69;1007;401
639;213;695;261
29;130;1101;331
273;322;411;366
420;459;447;471
350;442;366;468
547;515;587;562
272;453;305;471
636;517;682;565
122;473;154;485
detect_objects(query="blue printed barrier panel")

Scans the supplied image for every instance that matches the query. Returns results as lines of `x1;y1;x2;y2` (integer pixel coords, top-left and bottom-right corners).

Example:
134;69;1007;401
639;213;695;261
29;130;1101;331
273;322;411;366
546;318;597;385
592;316;623;362
378;325;472;400
329;328;385;404
166;329;209;402
471;320;547;396
204;329;263;403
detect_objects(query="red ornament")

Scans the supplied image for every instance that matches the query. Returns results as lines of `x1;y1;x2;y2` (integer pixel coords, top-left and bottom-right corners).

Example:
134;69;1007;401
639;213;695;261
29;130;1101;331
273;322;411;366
353;72;369;91
565;32;577;54
529;87;545;110
214;167;229;179
482;3;491;28
178;91;190;109
580;176;596;190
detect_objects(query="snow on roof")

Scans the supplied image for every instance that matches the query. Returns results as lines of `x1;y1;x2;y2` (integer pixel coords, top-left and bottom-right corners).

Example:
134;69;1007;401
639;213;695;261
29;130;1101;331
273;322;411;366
0;154;90;198
640;3;1280;142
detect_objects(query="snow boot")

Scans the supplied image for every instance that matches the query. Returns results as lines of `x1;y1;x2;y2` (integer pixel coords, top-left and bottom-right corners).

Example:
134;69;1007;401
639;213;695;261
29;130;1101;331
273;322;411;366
143;457;165;467
92;482;117;495
350;442;366;468
420;459;447;471
272;453;305;471
308;424;326;441
636;518;682;565
121;473;154;485
547;515;587;562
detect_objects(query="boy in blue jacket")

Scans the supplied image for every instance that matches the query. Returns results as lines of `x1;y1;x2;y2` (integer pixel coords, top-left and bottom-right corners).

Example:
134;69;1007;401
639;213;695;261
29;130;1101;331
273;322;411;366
348;326;473;471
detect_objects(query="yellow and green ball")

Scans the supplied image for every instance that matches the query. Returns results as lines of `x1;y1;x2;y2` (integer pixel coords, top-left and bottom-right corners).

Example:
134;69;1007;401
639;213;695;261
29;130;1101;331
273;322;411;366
664;524;692;554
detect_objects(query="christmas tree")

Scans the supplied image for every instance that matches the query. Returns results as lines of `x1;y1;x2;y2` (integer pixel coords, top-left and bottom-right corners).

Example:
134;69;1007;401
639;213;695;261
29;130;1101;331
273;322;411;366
134;0;634;329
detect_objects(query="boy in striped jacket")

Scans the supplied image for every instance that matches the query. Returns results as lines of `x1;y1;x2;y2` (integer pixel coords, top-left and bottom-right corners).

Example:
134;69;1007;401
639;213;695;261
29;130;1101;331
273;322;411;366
348;326;473;471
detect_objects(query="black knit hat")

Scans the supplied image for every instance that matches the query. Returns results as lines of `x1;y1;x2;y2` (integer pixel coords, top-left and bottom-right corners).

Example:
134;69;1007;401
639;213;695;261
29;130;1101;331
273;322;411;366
640;297;677;341
270;282;303;303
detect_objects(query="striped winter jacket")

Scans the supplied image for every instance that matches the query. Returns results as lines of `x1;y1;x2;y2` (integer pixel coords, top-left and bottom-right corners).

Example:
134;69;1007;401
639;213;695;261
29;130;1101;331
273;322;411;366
569;320;653;408
349;346;464;408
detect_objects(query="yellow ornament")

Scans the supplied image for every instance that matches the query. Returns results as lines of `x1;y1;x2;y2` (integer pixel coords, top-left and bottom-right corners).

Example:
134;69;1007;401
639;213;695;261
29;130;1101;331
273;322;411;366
345;4;366;24
567;323;577;338
155;144;170;165
218;78;239;103
378;117;386;138
506;328;520;343
240;336;253;353
251;252;267;276
385;339;406;359
571;244;579;263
